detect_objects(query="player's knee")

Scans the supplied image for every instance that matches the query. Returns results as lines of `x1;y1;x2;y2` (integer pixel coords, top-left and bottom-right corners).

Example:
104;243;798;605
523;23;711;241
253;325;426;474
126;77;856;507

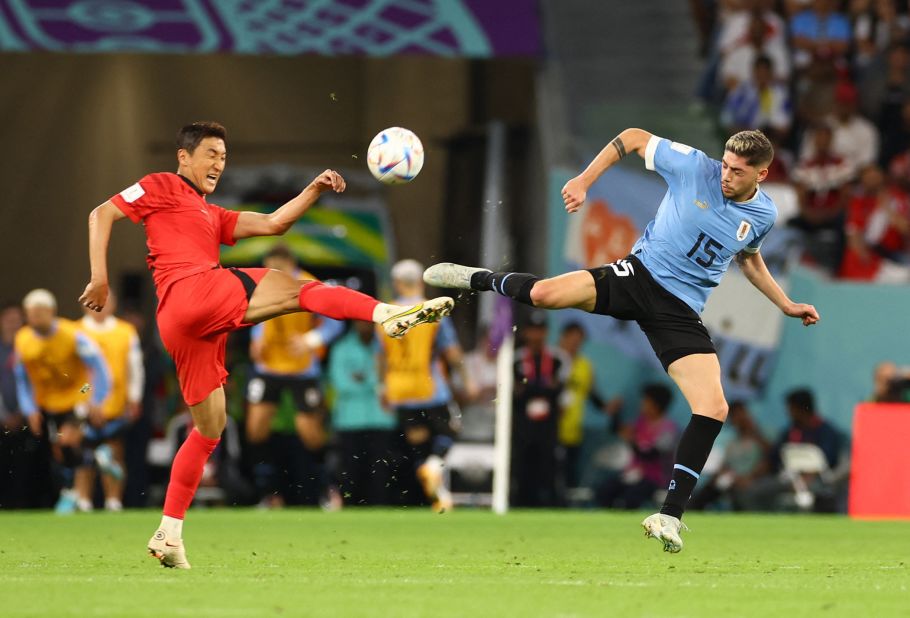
529;280;559;308
705;399;729;421
197;413;226;439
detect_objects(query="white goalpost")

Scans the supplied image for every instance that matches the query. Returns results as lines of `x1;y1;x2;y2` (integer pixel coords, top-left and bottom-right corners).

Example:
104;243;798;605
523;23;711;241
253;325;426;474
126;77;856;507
491;333;515;515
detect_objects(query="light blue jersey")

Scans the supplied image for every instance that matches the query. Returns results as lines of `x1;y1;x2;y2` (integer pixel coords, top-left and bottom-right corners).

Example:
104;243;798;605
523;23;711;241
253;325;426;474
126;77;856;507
630;136;778;312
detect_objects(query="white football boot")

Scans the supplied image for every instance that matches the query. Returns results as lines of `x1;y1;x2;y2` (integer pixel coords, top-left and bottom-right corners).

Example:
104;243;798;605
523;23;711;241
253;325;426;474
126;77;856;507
380;297;454;339
423;263;491;290
641;513;688;554
416;455;453;514
148;529;191;569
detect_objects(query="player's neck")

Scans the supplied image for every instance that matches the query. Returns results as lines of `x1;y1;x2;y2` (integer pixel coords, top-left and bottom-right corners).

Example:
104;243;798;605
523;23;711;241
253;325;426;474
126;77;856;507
176;173;205;196
732;185;759;204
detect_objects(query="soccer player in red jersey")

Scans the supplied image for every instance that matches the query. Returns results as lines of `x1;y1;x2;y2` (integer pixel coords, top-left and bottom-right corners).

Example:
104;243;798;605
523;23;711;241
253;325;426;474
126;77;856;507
78;122;453;568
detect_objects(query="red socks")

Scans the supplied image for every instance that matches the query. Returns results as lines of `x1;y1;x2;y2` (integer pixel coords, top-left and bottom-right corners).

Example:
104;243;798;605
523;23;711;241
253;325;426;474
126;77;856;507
298;281;378;322
162;428;220;519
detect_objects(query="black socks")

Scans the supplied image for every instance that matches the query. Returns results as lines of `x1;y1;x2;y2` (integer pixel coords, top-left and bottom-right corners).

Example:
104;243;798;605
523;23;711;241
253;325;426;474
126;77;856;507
660;414;724;520
471;271;540;305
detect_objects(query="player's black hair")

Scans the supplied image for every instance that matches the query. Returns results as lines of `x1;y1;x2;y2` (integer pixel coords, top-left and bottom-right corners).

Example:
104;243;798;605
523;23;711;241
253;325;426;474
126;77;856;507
725;129;774;167
642;383;673;413
264;244;296;262
176;121;227;154
786;388;816;415
560;321;586;337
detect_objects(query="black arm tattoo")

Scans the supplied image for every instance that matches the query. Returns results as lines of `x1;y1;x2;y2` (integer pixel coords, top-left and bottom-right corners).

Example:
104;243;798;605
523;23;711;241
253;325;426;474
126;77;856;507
610;136;627;159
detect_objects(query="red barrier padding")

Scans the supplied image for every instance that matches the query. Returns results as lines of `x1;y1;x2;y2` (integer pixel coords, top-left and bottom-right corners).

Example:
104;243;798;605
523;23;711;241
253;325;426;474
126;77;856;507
848;403;910;519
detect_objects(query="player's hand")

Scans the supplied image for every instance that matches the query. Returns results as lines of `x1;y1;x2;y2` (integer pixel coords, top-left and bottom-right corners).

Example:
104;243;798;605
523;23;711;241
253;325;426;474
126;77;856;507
88;404;106;428
27;413;42;437
310;169;346;195
784;302;820;326
79;280;109;312
561;176;588;213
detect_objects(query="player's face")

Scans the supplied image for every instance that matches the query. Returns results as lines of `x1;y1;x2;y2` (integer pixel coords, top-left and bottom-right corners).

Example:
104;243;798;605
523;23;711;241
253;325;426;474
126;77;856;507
179;137;226;194
720;152;767;201
25;305;55;333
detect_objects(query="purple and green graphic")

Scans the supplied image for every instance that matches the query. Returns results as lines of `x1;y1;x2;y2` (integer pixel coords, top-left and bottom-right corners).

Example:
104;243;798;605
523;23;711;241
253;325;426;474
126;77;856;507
0;0;540;56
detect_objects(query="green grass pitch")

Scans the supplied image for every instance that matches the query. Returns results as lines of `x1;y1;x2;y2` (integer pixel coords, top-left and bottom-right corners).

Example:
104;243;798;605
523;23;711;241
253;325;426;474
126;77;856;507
0;509;907;617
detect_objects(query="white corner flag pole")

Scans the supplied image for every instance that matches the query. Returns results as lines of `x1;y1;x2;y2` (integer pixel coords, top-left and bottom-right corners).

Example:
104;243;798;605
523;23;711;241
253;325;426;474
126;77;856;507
492;333;515;515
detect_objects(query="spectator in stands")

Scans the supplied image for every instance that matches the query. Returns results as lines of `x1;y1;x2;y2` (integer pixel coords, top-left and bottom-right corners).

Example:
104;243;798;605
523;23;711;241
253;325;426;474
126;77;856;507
879;100;910;167
329;320;395;506
596;384;679;511
800;82;879;171
791;123;853;270
511;310;569;507
790;0;853;71
689;401;769;511
859;42;910;124
720;8;792;91
721;54;793;140
739;388;848;512
852;0;910;69
840;164;910;280
556;322;621;490
869;360;910;401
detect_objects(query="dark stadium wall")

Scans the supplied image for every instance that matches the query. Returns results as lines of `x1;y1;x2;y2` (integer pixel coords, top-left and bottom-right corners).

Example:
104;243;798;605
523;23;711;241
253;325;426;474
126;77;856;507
0;53;534;315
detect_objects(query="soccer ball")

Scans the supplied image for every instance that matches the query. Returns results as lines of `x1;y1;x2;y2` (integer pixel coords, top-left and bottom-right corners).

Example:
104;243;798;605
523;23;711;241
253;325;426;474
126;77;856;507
366;127;424;184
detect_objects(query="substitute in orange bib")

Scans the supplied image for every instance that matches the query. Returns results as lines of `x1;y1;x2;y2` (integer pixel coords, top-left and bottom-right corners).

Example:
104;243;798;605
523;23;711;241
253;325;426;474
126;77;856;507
246;245;343;508
13;289;111;514
380;260;476;513
79;289;144;512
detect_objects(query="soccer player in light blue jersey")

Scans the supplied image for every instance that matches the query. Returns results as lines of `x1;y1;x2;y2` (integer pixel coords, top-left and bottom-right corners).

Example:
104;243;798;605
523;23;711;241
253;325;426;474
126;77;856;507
424;129;819;553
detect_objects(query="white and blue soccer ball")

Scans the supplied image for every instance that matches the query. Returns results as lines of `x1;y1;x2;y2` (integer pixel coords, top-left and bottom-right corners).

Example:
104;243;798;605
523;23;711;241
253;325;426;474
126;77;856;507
366;127;424;184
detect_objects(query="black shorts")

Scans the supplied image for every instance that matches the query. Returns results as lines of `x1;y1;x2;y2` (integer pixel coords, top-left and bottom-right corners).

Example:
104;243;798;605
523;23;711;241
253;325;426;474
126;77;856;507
396;404;457;439
246;374;324;414
42;410;80;439
588;254;715;371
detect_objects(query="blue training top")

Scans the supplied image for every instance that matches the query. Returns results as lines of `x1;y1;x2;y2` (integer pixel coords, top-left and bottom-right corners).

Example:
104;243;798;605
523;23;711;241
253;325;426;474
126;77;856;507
630;136;778;313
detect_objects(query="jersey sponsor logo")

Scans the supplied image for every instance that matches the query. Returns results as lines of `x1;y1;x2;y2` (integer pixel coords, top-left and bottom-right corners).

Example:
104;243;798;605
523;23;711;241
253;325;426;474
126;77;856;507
694;199;709;210
670;142;694;155
119;183;145;203
608;259;635;277
736;220;752;242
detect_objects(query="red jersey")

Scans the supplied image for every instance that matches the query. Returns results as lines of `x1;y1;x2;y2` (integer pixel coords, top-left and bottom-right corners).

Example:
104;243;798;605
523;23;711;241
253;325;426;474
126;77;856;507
110;173;240;300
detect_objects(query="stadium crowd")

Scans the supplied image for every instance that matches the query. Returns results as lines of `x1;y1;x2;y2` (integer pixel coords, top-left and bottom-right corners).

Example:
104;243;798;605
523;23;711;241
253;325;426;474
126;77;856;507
695;0;910;280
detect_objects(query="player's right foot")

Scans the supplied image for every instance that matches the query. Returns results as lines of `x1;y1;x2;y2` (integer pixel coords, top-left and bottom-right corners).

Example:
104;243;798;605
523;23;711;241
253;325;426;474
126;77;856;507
148;529;191;569
417;456;453;514
641;513;687;553
423;263;490;290
381;297;454;338
54;489;78;515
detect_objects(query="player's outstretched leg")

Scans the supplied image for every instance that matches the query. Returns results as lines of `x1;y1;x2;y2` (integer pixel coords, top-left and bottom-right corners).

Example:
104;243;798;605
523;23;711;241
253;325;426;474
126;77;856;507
424;263;597;311
245;271;454;339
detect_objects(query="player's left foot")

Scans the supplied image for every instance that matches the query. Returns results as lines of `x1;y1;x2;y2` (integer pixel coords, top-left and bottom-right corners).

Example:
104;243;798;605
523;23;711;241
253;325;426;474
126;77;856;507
148;529;191;569
423;262;490;290
94;444;124;481
54;489;78;515
381;297;454;338
641;513;687;553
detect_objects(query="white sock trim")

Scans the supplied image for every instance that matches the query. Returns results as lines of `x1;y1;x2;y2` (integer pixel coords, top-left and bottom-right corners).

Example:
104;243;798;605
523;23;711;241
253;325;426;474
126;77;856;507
160;515;184;539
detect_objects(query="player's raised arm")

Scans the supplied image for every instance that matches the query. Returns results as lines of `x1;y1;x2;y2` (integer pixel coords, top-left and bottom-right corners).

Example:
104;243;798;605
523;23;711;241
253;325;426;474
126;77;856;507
736;251;820;326
562;128;653;213
233;169;346;239
80;200;127;312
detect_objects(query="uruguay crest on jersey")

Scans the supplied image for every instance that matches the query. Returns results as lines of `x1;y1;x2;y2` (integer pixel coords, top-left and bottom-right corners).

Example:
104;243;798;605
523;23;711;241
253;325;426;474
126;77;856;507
736;220;752;241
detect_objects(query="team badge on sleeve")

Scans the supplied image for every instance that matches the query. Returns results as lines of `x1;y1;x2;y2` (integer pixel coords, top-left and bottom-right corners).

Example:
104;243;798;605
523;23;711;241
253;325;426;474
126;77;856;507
119;183;145;203
736;220;752;241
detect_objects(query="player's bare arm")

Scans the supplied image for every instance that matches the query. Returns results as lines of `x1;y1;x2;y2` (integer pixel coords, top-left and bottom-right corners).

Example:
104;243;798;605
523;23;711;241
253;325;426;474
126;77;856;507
233;169;346;239
736;250;819;326
79;200;127;312
562;128;654;213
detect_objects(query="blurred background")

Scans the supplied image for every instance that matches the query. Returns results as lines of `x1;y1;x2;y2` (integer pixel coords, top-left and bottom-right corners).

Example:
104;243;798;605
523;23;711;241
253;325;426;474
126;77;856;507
1;0;908;518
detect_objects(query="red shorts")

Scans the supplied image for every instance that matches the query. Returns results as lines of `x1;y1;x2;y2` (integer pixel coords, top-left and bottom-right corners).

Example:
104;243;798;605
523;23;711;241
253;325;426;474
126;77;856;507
157;267;270;406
